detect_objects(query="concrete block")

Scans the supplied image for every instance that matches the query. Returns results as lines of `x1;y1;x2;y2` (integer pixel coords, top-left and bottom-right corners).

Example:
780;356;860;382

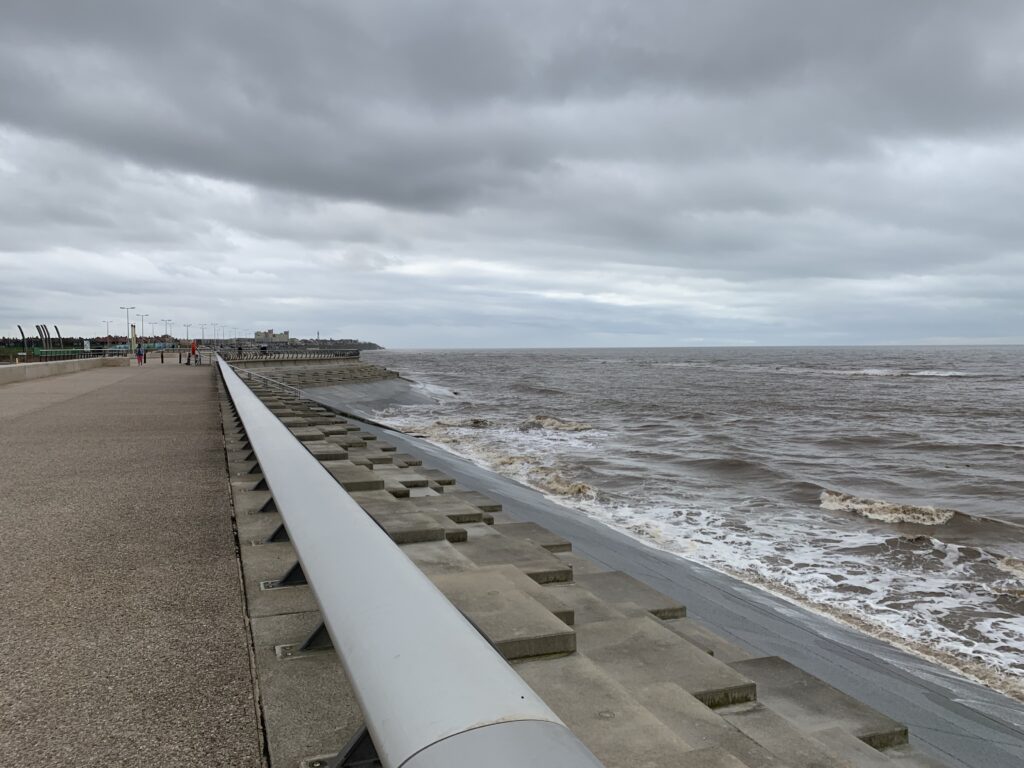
555;551;613;576
232;489;276;515
445;489;501;511
577;617;757;708
719;702;853;768
408;495;484;523
250;612;363;768
662;618;753;663
575;571;686;619
401;540;478;576
730;656;908;749
634;682;785;768
494;521;572;553
238;541;318;618
514;654;698;768
304;441;349;461
419;468;456;486
430;571;576;660
367;510;446;544
478;565;575;625
546;584;633;626
392;453;422;467
425;514;468;542
289;426;326;442
455;525;573;584
320;461;384;492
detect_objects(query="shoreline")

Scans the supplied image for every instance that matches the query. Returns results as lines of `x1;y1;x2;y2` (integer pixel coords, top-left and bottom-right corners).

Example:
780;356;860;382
301;375;1024;767
361;411;1024;705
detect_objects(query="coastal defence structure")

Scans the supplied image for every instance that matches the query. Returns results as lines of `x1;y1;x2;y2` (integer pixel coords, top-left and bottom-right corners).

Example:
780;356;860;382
4;353;1018;766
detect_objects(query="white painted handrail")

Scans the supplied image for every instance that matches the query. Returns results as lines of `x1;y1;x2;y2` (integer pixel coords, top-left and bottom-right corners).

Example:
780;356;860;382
218;358;604;768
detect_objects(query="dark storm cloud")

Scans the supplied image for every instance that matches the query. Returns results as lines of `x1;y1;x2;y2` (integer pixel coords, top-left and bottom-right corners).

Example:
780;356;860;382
1;1;1022;345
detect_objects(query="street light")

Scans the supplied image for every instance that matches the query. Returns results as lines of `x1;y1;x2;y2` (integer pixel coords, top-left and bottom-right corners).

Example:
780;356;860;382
161;318;172;337
104;320;113;336
184;323;192;341
119;306;135;348
199;324;207;344
136;313;149;341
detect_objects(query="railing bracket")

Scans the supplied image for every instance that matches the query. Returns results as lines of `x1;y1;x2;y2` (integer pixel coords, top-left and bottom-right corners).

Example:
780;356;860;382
303;725;380;768
260;561;306;590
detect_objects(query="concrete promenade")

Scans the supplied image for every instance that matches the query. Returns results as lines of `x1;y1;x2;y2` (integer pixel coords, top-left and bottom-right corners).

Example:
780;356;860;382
0;364;261;766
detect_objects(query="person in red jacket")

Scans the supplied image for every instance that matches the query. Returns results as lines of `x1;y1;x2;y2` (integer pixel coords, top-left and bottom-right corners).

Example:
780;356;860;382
189;339;198;366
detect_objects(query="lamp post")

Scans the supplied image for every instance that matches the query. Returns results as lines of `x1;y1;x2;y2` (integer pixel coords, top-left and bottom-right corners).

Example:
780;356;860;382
104;320;113;336
199;324;207;344
119;306;135;349
136;313;149;342
161;318;172;337
184;323;192;341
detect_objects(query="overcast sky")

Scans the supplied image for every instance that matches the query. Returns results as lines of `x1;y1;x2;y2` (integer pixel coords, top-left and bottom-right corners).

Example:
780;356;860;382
1;1;1022;348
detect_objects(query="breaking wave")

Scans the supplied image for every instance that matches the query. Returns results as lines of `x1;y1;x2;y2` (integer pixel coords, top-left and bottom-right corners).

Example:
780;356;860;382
821;490;957;525
518;414;594;432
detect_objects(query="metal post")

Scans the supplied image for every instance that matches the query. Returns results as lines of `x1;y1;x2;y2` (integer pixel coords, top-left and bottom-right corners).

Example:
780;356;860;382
218;359;604;768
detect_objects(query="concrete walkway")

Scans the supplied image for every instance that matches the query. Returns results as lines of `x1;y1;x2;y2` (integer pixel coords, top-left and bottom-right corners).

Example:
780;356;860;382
0;363;261;766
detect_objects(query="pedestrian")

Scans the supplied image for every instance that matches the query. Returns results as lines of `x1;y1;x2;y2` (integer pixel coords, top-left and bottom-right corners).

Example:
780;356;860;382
135;342;144;366
189;339;197;366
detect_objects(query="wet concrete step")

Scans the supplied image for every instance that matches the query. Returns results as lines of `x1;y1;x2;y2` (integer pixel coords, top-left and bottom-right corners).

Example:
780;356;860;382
577;616;757;708
430;570;576;660
574;571;686;619
514;654;745;768
730;656;909;749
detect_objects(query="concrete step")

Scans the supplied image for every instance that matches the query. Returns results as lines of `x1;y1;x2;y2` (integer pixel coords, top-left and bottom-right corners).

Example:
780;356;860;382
443;488;502;511
430;570;575;660
811;727;893;767
730;656;909;749
547;583;639;626
288;426;325;442
454;524;573;584
662;618;753;663
513;654;706;768
401;540;478;576
719;702;856;768
366;510;446;544
577;616;757;708
574;571;686;619
882;744;951;767
419;468;456;486
555;551;614;576
303;441;349;461
407;495;485;523
477;564;575;625
425;514;468;542
320;460;385;492
634;682;788;768
494;521;572;553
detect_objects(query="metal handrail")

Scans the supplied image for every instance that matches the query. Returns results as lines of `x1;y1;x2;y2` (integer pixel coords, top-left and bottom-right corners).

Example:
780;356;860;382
218;358;603;768
229;364;305;397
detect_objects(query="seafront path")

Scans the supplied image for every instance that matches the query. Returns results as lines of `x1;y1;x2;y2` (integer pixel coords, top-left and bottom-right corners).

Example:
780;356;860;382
0;363;262;765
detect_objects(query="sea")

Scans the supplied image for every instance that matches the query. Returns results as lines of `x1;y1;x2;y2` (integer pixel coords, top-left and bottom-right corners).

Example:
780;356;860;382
362;346;1024;697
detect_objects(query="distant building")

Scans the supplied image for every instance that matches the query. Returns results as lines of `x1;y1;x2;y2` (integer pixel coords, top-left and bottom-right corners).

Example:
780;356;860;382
254;329;290;342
